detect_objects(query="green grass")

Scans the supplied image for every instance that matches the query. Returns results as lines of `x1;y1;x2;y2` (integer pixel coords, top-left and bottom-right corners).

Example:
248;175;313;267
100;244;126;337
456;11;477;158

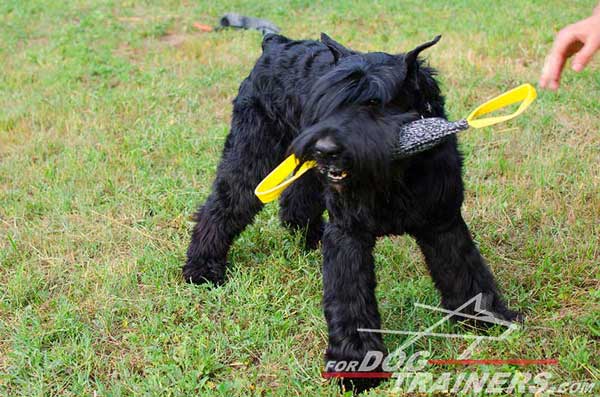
1;0;598;396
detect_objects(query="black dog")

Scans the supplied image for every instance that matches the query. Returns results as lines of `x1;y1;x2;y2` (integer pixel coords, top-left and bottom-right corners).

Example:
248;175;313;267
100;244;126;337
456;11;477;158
184;33;521;389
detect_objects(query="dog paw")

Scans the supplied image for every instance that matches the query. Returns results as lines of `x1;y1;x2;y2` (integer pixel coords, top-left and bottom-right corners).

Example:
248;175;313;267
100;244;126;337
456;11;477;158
444;293;523;327
325;361;384;395
339;377;383;395
325;346;388;395
494;307;525;324
478;293;524;325
182;258;226;285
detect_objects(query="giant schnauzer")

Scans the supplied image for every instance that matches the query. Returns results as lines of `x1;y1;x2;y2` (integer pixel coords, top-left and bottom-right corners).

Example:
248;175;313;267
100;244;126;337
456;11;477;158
184;32;521;388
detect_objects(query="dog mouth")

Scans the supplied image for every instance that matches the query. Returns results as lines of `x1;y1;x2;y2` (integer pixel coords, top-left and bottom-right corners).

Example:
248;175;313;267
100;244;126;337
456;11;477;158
309;135;349;184
318;165;349;183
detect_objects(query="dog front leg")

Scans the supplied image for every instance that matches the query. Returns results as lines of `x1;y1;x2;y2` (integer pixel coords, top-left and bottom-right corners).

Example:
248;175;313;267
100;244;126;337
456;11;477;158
322;224;386;391
412;215;522;323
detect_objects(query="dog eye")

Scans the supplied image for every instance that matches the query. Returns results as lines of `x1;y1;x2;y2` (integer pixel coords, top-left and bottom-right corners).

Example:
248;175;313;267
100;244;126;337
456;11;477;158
367;98;381;106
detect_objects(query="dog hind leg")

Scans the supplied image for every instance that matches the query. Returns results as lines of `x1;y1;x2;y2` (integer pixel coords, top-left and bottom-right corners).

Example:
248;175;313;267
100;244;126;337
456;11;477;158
184;107;290;285
411;215;522;322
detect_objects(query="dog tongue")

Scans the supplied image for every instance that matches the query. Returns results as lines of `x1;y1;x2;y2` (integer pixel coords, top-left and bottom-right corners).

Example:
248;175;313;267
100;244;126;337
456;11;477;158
392;118;469;159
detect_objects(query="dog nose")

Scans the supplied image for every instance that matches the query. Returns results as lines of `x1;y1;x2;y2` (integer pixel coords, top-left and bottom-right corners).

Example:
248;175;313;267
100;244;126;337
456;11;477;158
314;137;340;157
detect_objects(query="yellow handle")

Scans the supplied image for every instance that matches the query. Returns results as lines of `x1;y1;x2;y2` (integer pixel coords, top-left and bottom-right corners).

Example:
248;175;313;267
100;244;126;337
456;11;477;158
254;155;317;204
466;83;537;128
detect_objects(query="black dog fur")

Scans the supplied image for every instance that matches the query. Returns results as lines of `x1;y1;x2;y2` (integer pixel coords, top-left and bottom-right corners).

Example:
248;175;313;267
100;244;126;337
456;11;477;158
184;33;521;392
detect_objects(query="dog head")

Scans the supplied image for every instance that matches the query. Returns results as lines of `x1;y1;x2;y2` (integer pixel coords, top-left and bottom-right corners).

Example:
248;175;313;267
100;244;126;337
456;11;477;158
290;34;444;189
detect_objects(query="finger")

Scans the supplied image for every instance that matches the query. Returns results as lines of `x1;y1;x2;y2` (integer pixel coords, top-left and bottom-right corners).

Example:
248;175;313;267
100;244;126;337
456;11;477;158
540;29;577;88
572;37;600;71
540;52;567;89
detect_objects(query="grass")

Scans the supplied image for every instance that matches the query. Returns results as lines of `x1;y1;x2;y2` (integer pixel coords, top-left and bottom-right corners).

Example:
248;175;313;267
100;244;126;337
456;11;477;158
0;0;598;395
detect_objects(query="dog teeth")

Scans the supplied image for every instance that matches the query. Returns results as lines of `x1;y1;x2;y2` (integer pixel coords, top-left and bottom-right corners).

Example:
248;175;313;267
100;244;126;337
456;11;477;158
327;171;348;181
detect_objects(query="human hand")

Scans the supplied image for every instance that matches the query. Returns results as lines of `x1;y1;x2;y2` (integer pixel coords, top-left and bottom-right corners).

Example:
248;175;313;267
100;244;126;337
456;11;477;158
539;12;600;90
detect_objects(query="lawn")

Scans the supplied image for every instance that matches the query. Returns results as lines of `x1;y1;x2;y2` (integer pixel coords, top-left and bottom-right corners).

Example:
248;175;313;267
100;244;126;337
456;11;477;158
0;0;598;396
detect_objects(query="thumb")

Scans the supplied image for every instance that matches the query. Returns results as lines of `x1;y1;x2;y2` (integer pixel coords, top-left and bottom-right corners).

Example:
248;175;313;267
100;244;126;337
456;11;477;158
572;38;600;71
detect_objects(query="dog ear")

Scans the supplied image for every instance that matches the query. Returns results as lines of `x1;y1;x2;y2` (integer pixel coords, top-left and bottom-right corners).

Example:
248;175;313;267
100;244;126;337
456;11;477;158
321;33;351;63
404;35;441;66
